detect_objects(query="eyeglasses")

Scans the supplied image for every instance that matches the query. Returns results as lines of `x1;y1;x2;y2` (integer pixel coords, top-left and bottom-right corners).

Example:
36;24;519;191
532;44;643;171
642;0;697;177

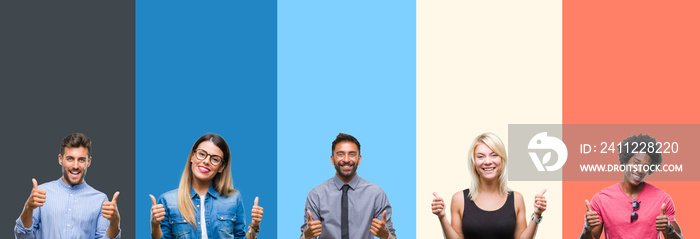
630;200;640;222
194;149;224;166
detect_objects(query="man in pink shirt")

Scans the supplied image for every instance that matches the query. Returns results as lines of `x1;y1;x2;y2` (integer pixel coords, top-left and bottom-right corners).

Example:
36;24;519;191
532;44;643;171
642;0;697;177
579;134;683;239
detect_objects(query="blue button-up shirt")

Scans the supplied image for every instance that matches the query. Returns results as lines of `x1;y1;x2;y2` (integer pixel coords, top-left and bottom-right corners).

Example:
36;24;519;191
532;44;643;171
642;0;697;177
157;185;246;239
14;178;121;239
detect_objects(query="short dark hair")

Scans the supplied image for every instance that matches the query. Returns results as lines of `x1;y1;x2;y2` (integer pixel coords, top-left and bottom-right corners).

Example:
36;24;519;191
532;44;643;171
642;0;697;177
618;133;663;174
332;133;361;155
61;133;92;157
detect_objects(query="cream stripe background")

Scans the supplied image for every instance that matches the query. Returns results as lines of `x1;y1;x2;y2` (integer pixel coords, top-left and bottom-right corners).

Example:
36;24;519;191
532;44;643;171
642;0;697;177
417;0;562;238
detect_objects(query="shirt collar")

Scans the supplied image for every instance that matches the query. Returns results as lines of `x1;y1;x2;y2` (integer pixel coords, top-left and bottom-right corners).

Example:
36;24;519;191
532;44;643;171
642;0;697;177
333;174;361;191
57;177;87;191
190;184;220;199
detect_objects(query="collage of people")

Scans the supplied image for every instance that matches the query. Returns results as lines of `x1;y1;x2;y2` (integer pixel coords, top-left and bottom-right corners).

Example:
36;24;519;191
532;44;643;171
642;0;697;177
3;0;698;239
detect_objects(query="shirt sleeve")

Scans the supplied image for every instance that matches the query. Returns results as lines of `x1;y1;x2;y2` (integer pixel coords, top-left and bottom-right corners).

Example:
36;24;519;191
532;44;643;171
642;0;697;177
14;207;40;239
375;189;396;237
234;194;247;239
665;195;676;222
300;189;320;238
589;194;604;224
159;195;172;239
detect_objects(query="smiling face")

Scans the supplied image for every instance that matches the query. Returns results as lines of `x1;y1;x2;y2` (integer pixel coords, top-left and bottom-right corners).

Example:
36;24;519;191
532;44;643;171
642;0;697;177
190;140;225;184
473;143;502;181
59;146;91;186
331;141;361;183
623;153;652;186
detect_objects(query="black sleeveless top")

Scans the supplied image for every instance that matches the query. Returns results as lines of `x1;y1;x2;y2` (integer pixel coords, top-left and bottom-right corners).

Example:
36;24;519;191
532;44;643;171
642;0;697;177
462;189;516;239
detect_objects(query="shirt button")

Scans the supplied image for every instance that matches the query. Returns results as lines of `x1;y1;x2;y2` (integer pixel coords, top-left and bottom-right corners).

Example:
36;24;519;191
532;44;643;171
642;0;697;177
68;208;71;211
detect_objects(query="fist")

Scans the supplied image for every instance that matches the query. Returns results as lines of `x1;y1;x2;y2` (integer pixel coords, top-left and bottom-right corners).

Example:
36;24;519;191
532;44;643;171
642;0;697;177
102;192;120;223
251;197;263;228
656;203;672;233
431;192;446;218
370;210;390;239
534;189;547;216
304;210;322;239
584;200;601;230
150;194;165;226
25;178;47;211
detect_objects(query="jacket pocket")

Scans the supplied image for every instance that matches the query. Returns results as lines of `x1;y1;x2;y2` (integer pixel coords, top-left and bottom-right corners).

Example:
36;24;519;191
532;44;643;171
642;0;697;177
169;217;193;238
215;213;237;237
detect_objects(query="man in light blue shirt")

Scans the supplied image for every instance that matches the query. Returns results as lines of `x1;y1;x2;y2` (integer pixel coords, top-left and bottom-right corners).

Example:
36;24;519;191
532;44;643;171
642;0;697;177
14;133;121;239
301;133;397;239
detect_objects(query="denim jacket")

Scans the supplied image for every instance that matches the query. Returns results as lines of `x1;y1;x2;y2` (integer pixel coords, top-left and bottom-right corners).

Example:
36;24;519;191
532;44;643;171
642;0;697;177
157;185;247;239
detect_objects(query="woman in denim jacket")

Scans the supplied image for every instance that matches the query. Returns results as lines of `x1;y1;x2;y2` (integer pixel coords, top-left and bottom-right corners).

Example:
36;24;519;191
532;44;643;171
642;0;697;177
149;133;263;239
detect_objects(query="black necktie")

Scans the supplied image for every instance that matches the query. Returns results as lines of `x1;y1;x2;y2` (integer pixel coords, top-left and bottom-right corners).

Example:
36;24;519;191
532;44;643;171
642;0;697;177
341;184;350;239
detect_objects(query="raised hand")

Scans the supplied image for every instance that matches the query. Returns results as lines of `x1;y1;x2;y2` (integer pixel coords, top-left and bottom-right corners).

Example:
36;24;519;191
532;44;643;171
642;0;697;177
534;189;547;216
370;210;390;239
304;210;322;239
150;194;165;226
431;192;446;218
251;197;263;228
656;203;672;233
584;199;601;230
102;191;121;223
25;178;46;211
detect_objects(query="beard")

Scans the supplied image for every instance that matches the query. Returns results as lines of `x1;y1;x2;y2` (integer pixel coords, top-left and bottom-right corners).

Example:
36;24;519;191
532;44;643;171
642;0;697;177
334;160;358;179
62;167;86;186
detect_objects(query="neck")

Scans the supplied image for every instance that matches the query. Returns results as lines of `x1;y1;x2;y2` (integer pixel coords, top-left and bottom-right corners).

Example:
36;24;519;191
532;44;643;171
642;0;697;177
192;178;212;196
336;173;356;184
479;177;500;194
620;180;644;198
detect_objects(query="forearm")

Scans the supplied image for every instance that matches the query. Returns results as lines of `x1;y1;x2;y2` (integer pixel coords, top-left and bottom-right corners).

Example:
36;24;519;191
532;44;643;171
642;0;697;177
663;225;682;239
579;228;594;239
20;207;34;228
151;224;163;239
518;220;539;239
437;216;459;239
106;222;120;238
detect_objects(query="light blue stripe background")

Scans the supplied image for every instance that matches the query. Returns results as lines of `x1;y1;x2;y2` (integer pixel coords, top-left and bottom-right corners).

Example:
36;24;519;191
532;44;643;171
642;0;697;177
278;0;416;238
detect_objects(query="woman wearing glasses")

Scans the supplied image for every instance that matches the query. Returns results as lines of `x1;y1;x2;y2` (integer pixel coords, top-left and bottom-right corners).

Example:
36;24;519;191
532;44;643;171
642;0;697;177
431;133;547;239
149;133;263;239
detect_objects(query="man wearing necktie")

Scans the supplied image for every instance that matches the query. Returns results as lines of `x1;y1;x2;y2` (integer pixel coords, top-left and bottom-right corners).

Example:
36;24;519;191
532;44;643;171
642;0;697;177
300;133;397;239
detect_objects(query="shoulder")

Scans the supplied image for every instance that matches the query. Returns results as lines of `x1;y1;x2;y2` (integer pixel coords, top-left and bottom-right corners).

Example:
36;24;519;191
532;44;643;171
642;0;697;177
357;177;386;195
451;190;465;203
82;183;109;201
159;188;180;205
643;183;672;200
512;191;525;210
592;183;618;200
216;190;242;204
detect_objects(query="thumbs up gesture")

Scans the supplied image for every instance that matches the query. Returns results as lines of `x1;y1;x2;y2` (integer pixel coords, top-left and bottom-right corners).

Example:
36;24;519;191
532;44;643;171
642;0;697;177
370;210;390;239
251;197;264;228
304;210;322;239
25;178;47;211
533;189;547;217
150;194;165;226
656;203;672;234
584;199;601;230
102;191;121;223
431;192;446;218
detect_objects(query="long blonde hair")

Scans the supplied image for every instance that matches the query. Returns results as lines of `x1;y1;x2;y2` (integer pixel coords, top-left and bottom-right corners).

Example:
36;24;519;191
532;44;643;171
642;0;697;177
178;133;237;227
467;132;509;200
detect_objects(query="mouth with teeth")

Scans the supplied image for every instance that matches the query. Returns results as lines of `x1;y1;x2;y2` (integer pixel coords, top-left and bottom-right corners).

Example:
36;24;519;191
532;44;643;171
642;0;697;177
68;169;81;178
198;166;211;174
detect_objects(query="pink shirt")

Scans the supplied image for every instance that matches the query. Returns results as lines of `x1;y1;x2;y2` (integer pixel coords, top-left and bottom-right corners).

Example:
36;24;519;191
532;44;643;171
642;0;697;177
590;182;676;239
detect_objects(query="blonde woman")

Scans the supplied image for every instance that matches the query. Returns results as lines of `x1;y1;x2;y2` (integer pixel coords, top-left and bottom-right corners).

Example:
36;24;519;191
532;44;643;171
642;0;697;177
431;133;547;239
149;133;263;239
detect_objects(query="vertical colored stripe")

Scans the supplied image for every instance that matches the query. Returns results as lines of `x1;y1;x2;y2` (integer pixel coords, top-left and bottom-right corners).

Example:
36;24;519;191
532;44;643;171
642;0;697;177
136;0;277;237
278;0;416;238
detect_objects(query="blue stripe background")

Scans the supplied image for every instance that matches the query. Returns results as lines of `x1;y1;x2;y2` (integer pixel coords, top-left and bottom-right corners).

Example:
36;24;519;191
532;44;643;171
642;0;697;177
136;0;277;237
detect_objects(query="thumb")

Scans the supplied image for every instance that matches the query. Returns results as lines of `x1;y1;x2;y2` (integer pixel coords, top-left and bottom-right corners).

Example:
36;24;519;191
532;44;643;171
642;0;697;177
660;203;666;216
432;192;440;198
539;189;547;195
112;191;120;203
585;200;591;212
382;210;387;222
254;196;259;207
150;194;157;206
32;178;38;189
307;210;313;222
